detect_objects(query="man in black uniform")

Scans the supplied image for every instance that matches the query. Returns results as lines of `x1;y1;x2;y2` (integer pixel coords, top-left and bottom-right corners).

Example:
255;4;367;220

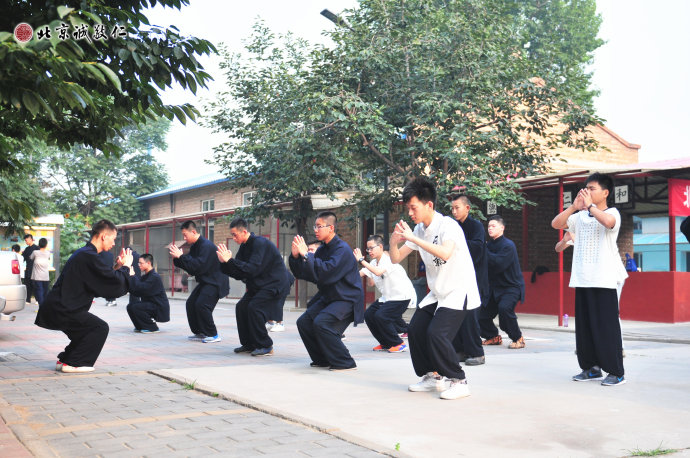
169;220;229;343
479;215;526;349
289;212;364;371
22;234;39;305
127;253;170;334
35;220;134;373
217;218;293;356
450;194;489;365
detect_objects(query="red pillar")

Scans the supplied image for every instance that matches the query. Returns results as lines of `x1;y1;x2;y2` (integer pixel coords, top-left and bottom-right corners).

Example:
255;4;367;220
145;224;150;253
558;178;564;327
171;219;176;297
521;203;529;271
669;215;676;272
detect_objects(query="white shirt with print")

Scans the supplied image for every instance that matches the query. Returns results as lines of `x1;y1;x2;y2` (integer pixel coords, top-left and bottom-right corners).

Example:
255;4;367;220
567;208;628;289
361;253;417;308
404;212;480;311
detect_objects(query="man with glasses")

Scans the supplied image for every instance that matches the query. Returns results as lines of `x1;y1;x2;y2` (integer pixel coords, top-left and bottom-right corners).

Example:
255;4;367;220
354;235;416;353
217;218;293;357
289;211;363;371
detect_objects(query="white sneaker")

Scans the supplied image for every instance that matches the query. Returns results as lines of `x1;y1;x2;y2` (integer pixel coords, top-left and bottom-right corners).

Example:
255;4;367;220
202;335;222;343
270;323;285;332
440;378;470;400
265;322;275;330
408;372;447;392
61;364;95;373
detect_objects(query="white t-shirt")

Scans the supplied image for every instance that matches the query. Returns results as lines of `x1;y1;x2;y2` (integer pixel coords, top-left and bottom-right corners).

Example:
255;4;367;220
567;208;628;289
361;253;417;308
405;212;480;311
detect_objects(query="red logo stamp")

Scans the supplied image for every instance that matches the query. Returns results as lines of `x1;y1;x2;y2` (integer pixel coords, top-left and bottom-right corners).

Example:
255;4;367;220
14;23;34;43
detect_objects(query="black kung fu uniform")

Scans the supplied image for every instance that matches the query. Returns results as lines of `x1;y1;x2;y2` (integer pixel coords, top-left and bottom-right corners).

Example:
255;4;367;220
126;268;170;332
173;236;230;337
289;235;364;369
220;233;292;350
478;235;525;342
453;215;489;358
22;243;39;302
35;242;131;367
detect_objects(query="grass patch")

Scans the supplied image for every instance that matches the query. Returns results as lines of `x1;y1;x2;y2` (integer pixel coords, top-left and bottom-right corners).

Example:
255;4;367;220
182;379;197;390
627;443;679;456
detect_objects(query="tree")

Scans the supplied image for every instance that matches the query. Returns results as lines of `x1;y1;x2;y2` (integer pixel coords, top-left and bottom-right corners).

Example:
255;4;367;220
42;117;170;224
206;0;604;226
0;0;215;170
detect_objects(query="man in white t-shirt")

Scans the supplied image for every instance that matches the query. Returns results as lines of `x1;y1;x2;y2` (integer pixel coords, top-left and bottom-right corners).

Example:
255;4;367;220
390;177;480;400
355;235;416;353
551;172;626;386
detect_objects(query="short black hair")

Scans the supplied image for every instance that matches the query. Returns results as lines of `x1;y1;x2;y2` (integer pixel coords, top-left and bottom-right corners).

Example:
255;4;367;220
315;211;337;227
367;234;384;246
11;244;20;252
402;177;436;207
488;214;504;226
24;234;33;241
180;220;197;232
585;172;614;195
229;217;248;230
38;238;48;248
140;253;154;264
91;219;117;238
450;194;471;206
306;239;321;247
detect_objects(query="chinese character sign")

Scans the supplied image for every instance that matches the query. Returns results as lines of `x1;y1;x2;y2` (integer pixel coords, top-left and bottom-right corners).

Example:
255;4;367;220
669;178;690;216
13;22;127;43
614;185;629;204
487;201;497;215
562;191;572;208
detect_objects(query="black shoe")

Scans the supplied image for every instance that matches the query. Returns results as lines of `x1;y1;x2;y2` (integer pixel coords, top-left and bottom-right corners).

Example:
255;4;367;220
465;355;486;366
329;365;357;372
251;347;274;356
310;362;329;368
572;367;604;381
233;345;253;353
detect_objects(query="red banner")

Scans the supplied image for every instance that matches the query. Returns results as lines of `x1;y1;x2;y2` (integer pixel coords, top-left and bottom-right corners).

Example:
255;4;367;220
669;178;690;216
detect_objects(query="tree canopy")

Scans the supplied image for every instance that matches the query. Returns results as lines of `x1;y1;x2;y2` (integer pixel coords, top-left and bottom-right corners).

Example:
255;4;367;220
206;0;603;227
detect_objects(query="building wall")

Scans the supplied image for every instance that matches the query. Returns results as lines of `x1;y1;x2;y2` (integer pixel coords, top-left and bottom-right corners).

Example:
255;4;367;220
146;182;253;220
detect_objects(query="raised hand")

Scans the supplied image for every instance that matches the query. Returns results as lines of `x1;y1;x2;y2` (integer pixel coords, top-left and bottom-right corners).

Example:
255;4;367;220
168;243;183;259
216;243;232;263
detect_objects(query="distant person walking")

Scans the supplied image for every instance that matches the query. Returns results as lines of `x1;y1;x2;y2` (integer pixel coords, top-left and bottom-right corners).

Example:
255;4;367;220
22;234;38;305
170;220;229;343
552;172;626;386
30;238;51;307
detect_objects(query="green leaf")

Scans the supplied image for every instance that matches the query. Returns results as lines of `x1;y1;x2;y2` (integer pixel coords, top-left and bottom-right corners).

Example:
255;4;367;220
57;6;75;18
21;91;40;116
0;32;12;42
95;63;122;92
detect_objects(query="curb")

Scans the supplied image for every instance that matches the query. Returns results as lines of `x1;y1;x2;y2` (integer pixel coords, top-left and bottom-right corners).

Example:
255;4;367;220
521;325;690;345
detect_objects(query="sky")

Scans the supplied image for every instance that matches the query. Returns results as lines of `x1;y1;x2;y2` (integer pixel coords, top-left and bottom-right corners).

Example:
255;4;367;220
147;0;690;184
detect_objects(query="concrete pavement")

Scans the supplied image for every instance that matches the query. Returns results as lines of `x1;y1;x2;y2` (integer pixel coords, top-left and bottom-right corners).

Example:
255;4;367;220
1;297;690;456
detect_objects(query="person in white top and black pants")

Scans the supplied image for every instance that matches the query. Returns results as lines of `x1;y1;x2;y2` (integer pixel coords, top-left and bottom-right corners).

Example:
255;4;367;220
355;234;417;353
552;172;626;386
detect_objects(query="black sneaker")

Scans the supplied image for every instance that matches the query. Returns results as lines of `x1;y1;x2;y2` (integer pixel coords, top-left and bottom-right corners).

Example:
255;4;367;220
572;367;604;381
465;355;486;366
601;374;626;386
251;347;274;357
233;345;253;353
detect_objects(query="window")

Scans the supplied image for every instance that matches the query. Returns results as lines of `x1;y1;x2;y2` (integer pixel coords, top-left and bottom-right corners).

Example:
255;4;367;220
633;252;643;272
242;191;256;206
201;199;215;212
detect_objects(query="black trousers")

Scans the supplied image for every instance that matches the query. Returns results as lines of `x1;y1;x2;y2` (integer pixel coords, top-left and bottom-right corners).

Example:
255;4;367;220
478;290;522;342
452;307;484;357
409;302;468;380
186;284;220;337
394;316;408;334
23;276;35;302
127;301;159;332
575;287;624;377
271;287;289;322
236;289;276;350
296;300;355;369
364;299;410;348
58;312;109;367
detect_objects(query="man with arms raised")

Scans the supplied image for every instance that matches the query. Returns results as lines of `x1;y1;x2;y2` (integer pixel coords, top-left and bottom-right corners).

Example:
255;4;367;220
170;220;229;343
35;220;133;373
289;212;363;371
217;218;293;357
390;177;480;400
127;253;170;334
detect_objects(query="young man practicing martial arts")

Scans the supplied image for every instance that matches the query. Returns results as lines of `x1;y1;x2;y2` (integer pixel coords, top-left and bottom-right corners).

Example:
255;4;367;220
217;218;293;356
354;235;416;353
170;220;229;343
450;194;488;365
478;215;526;349
127;253;170;333
389;177;480;400
35;220;134;373
551;172;626;386
289;212;363;371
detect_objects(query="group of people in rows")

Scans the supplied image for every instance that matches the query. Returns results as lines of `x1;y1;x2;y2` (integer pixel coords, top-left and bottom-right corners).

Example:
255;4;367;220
33;173;655;398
